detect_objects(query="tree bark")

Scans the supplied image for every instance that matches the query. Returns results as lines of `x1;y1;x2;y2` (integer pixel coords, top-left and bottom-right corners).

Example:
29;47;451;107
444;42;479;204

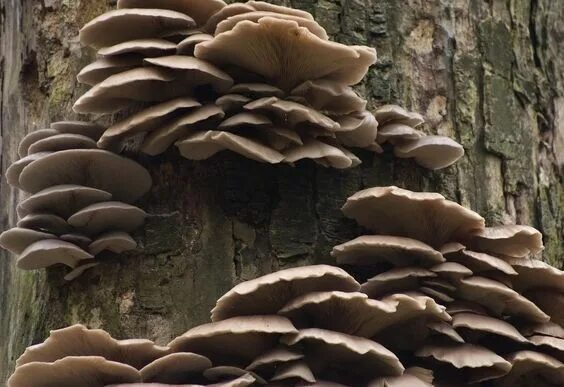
0;0;562;381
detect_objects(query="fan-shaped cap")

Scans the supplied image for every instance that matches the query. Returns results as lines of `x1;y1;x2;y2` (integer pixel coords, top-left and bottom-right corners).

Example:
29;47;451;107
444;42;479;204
441;242;517;275
279;291;449;338
17;240;92;270
204;366;266;384
467;225;543;258
373;105;425;127
504;258;564;292
415;343;511;383
229;83;285;98
89;231;137;255
0;228;56;255
60;233;93;248
452;312;528;343
177;33;213;54
426;321;465;343
394;135;464;170
117;0;226;26
258;126;303;151
17;213;69;235
79;9;196;49
99;39;176;57
68;201;146;236
422;279;457;293
175;130;285;163
369;368;433;387
195;17;376;91
141;104;225;155
6;152;51;188
524;289;564;327
446;300;488;316
246;1;314;20
342;186;485;248
291;80;366;115
77;57;142;86
334;111;378;148
140;352;212;384
497;351;564;387
361;267;436;298
64;262;100;281
18;149;152;203
245;347;304;373
420;287;454;303
376;123;423;145
519;321;564;339
211;265;359;321
17;185;113;219
529;335;564;355
50;121;105;140
270;361;315;384
332;235;445;267
281;328;404;377
284;138;360;169
218;112;272;130
98;97;201;149
7;356;141;387
168;315;297;366
203;3;256;33
458;276;549;322
216;94;252;113
431;262;473;280
144;55;234;92
18;129;58;157
26;133;97;154
16;324;170;369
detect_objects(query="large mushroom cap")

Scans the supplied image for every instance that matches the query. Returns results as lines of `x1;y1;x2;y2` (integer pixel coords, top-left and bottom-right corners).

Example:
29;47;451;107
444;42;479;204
195;17;376;91
168;315;297;366
332;235;445;267
17;184;113;218
18;149;152;203
211;265;359;321
342;186;485;248
360;267;436;298
50;121;105;140
139;352;212;384
0;227;56;255
18;129;59;157
17;240;93;270
7;356;141;387
393;135;465;170
467;225;543;258
452;312;528;343
79;8;196;49
497;351;564;387
67;201;146;236
281;328;404;378
117;0;227;26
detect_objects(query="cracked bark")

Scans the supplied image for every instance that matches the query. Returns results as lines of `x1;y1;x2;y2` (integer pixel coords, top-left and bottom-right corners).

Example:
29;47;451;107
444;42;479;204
0;0;562;380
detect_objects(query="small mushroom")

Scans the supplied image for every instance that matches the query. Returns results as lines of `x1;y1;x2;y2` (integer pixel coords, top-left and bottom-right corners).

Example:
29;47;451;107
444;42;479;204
245;1;315;20
290;80;367;115
18;129;59;157
89;231;137;255
139;352;212;384
360;267;436;299
393;135;465;170
204;366;267;384
218;112;272;130
519;321;564;339
467;225;543;258
334;111;379;148
496;351;564;387
211;265;359;321
64;262;100;281
440;242;517;276
229;83;285;99
177;33;213;55
17;213;69;235
50;121;105;140
67;201;146;236
270;361;316;384
426;321;465;343
26;133;97;154
369;368;433;387
373;105;425;127
376;123;423;145
98;39;177;57
245;347;304;374
283;138;360;169
6;152;52;188
0;227;56;255
77;56;143;86
430;262;473;281
215;94;252;113
60;233;93;249
17;240;93;270
452;312;529;344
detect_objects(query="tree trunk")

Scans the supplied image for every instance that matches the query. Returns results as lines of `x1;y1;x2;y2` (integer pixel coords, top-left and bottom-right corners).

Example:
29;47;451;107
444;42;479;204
1;0;562;381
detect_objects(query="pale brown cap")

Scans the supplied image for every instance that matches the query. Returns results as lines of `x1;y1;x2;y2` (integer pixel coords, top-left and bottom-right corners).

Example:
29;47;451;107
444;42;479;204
177;33;213;55
290;80;367;115
98;39;176;57
504;257;564;292
361;267;436;298
26;133;97;154
270;361;315;384
497;351;564;387
117;0;227;26
373;105;425;127
0;227;56;255
50;121;106;141
229;83;285;98
376;123;423;145
394;135;465;170
18;129;58;157
245;347;303;373
89;231;137;255
17;240;93;270
64;262;100;281
215;94;252;113
6;152;51;189
440;242;518;275
17;213;69;235
204;366;267;384
452;312;528;343
203;3;256;34
67;201;146;236
467;225;544;258
283;138;360;169
140;352;212;384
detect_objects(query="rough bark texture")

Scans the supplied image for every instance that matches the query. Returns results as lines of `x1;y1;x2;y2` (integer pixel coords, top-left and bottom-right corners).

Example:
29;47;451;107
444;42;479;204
0;0;562;381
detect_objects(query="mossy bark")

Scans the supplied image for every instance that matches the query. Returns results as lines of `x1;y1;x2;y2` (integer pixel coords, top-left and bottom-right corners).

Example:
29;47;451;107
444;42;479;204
0;0;562;380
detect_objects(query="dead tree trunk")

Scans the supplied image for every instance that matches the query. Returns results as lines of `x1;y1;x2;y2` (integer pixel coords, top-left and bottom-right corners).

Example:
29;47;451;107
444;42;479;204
1;0;562;381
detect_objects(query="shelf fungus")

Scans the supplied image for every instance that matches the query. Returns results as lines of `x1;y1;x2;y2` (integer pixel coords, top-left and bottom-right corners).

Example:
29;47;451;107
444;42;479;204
72;0;463;170
330;185;564;385
0;121;151;280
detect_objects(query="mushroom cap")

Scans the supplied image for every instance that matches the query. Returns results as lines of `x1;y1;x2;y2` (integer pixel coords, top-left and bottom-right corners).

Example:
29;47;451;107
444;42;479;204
342;186;485;248
30;133;99;155
229;83;285;98
519;321;564;339
279;291;450;338
7;356;141;387
195;17;376;91
177;33;214;55
89;231;137;255
467;225;543;258
334;111;379;148
376;123;424;145
144;55;234;92
257;126;303;151
79;9;196;49
117;0;227;26
16;324;170;369
283;138;360;169
440;242;518;275
0;227;56;255
141;104;225;155
168;315;297;366
430;262;473;280
175;130;285;163
530;335;564;355
290;80;366;115
77;56;142;86
140;352;212;384
6;152;51;188
393;135;465;170
67;201;146;236
422;279;457;293
497;351;564;387
452;312;528;343
215;11;328;39
18;149;152;203
245;1;314;20
281;328;404;377
245;347;304;372
17;213;70;235
505;258;564;292
361;267;436;298
18;129;59;157
17;239;92;270
211;265;359;321
332;235;445;267
524;289;564;326
218;112;272;130
64;262;100;281
203;3;256;34
373;105;425;127
458;276;550;322
17;184;113;219
98;39;177;57
270;361;315;383
368;370;433;387
204;366;266;384
426;321;465;343
98;97;201;149
60;233;93;248
415;343;511;383
50;121;106;140
446;300;489;316
419;287;455;303
215;94;252;113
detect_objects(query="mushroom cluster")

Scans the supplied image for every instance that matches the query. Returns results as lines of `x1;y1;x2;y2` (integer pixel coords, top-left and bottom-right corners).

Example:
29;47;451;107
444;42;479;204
332;185;564;385
0;121;152;280
75;0;463;170
9;264;454;386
